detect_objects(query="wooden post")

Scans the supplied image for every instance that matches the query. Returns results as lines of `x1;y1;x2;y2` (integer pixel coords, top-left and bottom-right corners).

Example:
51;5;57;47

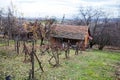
16;40;19;54
31;41;35;79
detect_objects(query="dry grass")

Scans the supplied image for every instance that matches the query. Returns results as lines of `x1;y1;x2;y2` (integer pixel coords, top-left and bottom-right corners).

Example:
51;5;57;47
0;43;120;80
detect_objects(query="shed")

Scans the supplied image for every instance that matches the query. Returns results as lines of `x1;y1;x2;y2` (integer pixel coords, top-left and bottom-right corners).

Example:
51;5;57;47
50;24;90;49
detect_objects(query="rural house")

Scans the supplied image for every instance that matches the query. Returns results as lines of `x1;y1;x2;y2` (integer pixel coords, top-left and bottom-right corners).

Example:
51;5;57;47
50;24;92;50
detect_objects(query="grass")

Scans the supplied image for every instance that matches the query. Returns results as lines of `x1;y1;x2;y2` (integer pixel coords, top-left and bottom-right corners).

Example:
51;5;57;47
0;47;120;80
0;39;14;47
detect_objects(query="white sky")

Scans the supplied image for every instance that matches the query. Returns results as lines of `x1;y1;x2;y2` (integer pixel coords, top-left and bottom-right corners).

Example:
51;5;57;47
0;0;119;18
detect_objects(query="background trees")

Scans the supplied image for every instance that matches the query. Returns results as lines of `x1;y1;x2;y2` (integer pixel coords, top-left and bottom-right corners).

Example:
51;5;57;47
75;6;120;50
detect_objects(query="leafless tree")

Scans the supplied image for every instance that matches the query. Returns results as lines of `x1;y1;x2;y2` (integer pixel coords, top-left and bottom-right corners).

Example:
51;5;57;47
0;9;3;32
77;7;103;26
48;42;64;67
61;14;65;24
118;5;120;19
90;14;112;50
77;6;115;50
37;17;56;46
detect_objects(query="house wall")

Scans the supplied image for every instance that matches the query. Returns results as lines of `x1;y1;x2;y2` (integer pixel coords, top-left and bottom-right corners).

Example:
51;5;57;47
50;37;61;46
50;37;87;50
84;33;89;48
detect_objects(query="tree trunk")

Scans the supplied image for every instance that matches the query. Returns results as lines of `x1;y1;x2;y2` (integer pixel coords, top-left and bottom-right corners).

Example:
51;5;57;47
16;40;20;54
31;41;35;79
98;45;104;50
34;52;44;72
89;42;94;48
40;38;44;46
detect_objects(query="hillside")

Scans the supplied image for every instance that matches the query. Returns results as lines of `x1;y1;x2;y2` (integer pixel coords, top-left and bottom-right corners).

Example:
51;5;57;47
0;47;120;80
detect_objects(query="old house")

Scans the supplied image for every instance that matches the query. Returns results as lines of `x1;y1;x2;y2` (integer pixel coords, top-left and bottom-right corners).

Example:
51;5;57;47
50;24;92;50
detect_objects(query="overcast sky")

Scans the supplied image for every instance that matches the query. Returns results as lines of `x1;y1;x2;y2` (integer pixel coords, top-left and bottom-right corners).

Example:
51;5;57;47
0;0;119;18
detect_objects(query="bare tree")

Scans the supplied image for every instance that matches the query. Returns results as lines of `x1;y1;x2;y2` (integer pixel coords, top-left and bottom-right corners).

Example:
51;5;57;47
90;14;111;50
78;7;103;26
61;14;65;24
118;5;120;19
48;44;61;67
0;9;3;35
77;6;114;50
36;17;57;46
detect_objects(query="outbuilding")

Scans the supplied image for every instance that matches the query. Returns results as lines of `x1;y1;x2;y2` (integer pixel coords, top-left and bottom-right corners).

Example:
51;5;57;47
50;24;92;50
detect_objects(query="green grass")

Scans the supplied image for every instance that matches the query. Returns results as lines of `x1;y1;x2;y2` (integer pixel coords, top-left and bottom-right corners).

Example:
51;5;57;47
0;49;120;80
0;40;14;47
